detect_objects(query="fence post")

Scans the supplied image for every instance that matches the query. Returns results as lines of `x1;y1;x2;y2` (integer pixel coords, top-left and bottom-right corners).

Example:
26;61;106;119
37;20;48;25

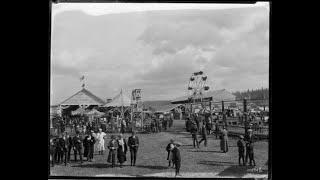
243;98;248;135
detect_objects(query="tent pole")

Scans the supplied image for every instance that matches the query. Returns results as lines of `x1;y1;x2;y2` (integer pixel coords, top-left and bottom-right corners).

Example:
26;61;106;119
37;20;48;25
131;104;133;132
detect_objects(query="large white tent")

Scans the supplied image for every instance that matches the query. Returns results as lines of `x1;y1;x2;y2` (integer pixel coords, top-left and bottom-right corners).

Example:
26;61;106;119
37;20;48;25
104;89;132;107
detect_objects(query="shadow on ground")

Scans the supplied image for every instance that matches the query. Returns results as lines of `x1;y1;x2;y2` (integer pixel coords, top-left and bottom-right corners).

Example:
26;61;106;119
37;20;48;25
72;163;113;168
217;165;268;177
189;150;223;153
198;160;237;167
135;165;169;170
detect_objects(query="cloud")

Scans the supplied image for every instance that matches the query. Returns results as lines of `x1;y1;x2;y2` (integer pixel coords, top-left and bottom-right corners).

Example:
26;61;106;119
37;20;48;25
51;6;269;104
136;7;269;93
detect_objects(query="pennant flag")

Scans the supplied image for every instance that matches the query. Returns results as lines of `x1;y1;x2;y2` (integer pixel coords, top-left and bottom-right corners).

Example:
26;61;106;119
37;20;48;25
80;75;85;81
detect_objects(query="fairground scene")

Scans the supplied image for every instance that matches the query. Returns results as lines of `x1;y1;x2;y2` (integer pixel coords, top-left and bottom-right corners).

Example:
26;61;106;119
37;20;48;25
49;2;270;179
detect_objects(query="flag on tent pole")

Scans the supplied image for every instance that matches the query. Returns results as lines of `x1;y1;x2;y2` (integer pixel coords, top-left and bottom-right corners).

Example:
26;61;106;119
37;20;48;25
80;75;85;88
80;75;85;81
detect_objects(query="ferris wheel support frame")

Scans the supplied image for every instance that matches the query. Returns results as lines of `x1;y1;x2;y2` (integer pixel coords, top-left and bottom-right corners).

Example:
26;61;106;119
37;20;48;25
187;71;210;114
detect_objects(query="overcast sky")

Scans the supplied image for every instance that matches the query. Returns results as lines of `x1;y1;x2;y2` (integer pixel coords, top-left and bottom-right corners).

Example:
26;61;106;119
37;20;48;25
50;3;269;105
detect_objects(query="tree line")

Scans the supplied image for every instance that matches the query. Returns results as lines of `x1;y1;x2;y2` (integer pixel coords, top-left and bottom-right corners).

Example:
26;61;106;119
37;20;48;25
233;88;269;101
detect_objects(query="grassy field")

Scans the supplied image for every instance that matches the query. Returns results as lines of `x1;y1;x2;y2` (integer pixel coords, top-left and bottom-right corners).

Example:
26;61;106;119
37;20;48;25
50;120;269;178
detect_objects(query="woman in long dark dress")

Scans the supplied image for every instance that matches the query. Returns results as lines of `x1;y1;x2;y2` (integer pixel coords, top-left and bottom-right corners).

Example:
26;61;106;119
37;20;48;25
83;134;89;160
117;134;127;168
83;131;96;161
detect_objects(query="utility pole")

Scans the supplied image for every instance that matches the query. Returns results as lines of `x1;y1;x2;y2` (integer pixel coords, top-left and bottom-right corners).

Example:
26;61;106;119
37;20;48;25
222;101;227;127
243;98;248;135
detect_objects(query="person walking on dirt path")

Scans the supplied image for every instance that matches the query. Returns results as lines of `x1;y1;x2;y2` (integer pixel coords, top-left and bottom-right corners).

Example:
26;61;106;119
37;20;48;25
198;123;208;147
190;121;199;148
128;131;139;166
171;143;182;177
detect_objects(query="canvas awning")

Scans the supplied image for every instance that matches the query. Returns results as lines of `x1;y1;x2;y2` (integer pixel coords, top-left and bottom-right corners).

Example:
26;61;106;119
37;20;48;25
85;109;105;117
71;107;89;115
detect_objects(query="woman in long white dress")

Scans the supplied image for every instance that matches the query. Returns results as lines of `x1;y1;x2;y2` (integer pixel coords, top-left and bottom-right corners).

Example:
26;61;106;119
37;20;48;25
96;128;106;155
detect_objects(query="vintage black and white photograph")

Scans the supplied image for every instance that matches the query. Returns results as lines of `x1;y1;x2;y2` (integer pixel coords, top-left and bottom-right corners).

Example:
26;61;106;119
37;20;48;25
49;2;270;178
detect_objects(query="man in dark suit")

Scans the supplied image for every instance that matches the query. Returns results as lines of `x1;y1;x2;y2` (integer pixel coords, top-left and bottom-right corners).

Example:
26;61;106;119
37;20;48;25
73;131;83;163
244;129;256;166
237;135;246;166
66;133;73;163
190;121;199;148
185;118;191;132
128;131;139;166
56;134;65;164
61;132;69;166
198;123;208;147
83;131;96;162
171;143;182;177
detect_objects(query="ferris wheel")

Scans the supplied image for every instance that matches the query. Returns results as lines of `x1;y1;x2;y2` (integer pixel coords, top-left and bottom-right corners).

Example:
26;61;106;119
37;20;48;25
187;71;210;102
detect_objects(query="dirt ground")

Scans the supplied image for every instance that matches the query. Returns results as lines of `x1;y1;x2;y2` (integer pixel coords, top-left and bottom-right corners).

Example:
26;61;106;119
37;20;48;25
50;119;269;178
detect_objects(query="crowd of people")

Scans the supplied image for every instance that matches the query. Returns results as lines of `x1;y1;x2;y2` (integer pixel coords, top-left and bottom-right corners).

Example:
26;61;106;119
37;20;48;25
147;113;174;133
50;129;140;168
185;112;257;166
50;110;259;177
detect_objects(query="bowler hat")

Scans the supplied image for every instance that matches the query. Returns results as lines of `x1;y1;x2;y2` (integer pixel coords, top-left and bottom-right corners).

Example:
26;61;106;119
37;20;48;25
174;142;182;147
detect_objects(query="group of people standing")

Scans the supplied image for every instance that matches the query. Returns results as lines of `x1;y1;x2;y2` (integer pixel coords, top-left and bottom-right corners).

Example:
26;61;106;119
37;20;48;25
237;129;256;166
186;113;220;149
50;128;107;166
106;131;139;168
149;113;174;133
185;112;257;167
166;139;182;177
49;128;140;169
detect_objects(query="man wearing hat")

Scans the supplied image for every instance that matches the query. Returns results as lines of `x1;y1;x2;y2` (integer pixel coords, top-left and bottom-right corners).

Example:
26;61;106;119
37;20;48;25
83;131;96;162
73;131;83;163
237;135;246;166
107;135;118;168
190;121;199;148
166;139;175;168
128;131;139;166
50;138;56;167
56;134;65;164
220;126;229;153
244;128;256;166
170;143;182;177
198;123;208;147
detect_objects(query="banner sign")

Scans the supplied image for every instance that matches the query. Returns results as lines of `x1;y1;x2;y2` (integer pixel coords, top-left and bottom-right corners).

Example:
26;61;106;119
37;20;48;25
132;89;142;101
